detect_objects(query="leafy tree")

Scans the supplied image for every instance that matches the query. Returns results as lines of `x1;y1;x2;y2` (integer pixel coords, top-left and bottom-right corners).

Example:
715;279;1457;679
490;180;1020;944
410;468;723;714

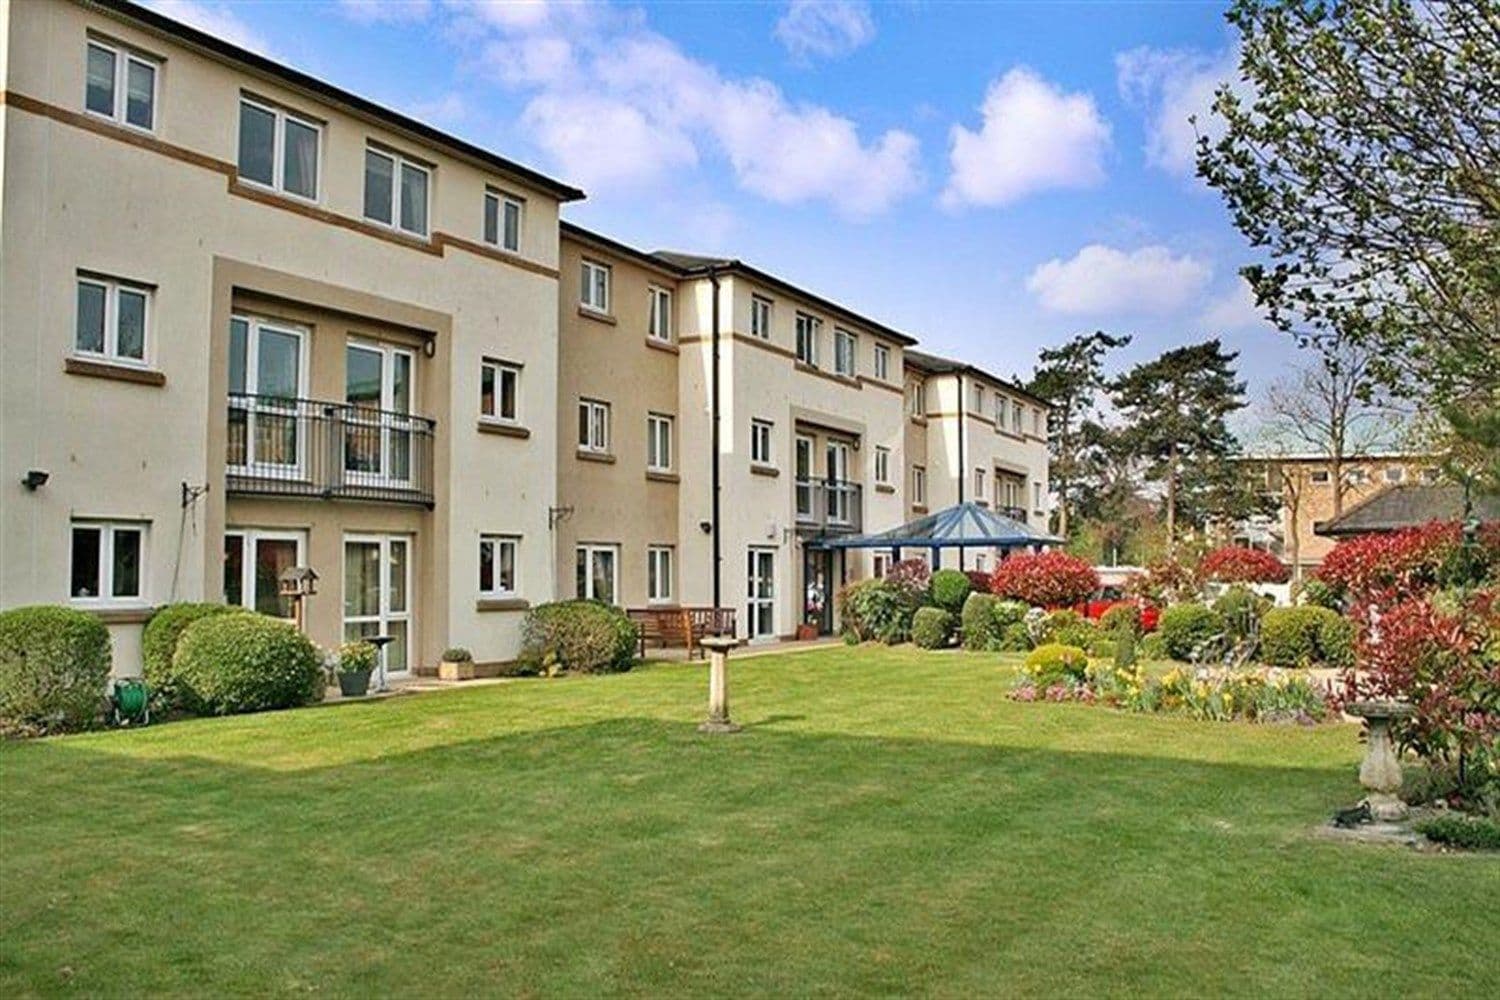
1027;331;1131;537
1112;340;1249;545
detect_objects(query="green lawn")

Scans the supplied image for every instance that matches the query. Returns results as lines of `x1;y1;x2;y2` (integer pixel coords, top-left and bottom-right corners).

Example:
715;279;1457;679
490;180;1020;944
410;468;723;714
2;647;1495;998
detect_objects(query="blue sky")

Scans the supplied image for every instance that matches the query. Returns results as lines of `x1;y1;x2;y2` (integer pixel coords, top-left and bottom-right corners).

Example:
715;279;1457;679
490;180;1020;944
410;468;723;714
147;1;1291;410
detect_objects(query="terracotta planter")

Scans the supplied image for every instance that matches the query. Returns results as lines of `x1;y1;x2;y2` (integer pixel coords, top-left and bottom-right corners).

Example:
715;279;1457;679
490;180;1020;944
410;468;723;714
438;658;475;681
795;624;819;641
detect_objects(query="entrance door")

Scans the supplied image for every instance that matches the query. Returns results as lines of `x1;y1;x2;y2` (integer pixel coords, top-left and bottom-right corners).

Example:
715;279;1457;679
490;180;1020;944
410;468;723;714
803;547;833;635
825;440;851;525
344;534;411;676
747;548;776;640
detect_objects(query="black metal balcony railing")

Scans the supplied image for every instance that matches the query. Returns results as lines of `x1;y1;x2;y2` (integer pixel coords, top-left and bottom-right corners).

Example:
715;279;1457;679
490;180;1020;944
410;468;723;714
225;394;436;508
996;505;1029;522
794;478;863;534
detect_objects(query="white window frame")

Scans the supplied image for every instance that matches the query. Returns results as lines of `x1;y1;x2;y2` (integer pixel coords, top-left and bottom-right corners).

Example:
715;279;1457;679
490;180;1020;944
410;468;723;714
910;381;926;417
576;543;620;603
795;312;820;367
873;343;890;381
237;96;322;201
751;419;774;467
834;329;857;377
647;545;674;604
872;552;890;579
69;520;147;606
1012;401;1024;433
227;314;310;475
972;383;984;412
913;465;927;506
75;274;151;366
480;359;521;424
479;534;520;599
223;528;306;616
343;339;418;488
483;189;523;252
975;467;986;499
994;396;1005;429
1033;409;1043;436
364;145;431;236
581;259;611;314
874;446;891;486
578;398;611;454
751;295;772;340
84;39;157;132
647;285;673;342
647;413;674;472
1033;481;1044;513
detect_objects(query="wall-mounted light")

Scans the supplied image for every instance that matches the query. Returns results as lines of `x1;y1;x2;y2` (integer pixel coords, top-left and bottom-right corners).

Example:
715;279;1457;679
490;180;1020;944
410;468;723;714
422;336;437;358
699;520;713;534
21;469;49;491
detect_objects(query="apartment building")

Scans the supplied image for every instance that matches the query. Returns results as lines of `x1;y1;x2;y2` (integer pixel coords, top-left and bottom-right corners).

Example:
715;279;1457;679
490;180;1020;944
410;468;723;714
1;0;1052;672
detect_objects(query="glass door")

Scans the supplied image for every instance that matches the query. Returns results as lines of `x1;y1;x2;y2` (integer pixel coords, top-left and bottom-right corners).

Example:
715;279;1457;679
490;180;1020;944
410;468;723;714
345;342;415;487
343;534;411;676
794;434;814;520
826;440;850;525
228;315;305;473
223;529;305;618
747;548;776;640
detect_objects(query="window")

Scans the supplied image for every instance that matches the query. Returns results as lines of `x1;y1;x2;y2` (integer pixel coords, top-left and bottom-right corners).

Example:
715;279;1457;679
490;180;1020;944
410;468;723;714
648;286;673;342
577;399;610;453
75;275;149;364
872;553;890;579
479;535;518;598
227;315;306;470
1033;481;1044;512
647;413;674;471
1310;469;1331;484
975;552;989;573
909;381;926;417
364;146;429;236
483;190;522;251
834;329;856;376
971;383;984;412
647;546;673;603
344;341;416;483
85;40;156;130
751;295;772;340
238;97;320;199
70;521;145;603
993;396;1005;429
974;467;986;499
873;343;890;381
581;259;611;313
795;312;820;366
913;465;927;506
480;359;520;423
575;544;619;604
1012;401;1024;433
1347;468;1370;485
224;529;304;617
1420;467;1441;484
1033;409;1043;436
1384;466;1405;484
751;419;773;466
874;446;891;485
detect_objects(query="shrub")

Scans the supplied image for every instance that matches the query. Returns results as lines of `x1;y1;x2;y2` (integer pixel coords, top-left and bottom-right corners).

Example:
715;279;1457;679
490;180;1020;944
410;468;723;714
1113;630;1138;669
929;569;972;613
338;641;378;673
173;613;324;716
999;622;1033;652
1316;614;1357;669
441;646;473;662
1211;585;1271;639
0;605;111;735
1301;578;1342;610
1098;601;1143;637
991;551;1100;607
838;578;920;644
960;593;1000;651
1259;606;1341;668
1090;637;1118;660
884;559;932;602
520;600;638;674
1139;632;1167;660
963;570;993;594
1023;643;1089;685
1125;557;1200;604
1316;520;1499;609
1036;609;1086;643
143;603;249;708
991;599;1029;631
911;607;956;649
1200;545;1289;584
1157;603;1226;661
1416;815;1500;851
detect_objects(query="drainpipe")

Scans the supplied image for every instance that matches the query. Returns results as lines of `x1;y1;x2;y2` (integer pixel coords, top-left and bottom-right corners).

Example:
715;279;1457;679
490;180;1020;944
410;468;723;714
709;267;723;617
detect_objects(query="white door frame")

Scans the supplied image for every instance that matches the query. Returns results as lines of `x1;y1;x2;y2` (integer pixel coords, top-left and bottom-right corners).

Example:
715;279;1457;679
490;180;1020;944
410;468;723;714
342;532;413;677
747;547;776;641
224;527;306;618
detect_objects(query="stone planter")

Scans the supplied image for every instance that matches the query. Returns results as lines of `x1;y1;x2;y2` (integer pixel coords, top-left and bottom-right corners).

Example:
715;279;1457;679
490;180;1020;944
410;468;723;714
337;669;372;697
438;658;475;681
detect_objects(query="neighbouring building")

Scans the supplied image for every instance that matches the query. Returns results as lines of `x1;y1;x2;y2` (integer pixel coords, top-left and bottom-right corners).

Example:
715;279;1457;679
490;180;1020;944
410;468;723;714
0;0;1051;675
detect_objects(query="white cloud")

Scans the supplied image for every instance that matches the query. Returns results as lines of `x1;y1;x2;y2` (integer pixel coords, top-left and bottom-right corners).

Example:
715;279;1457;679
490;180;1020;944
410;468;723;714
941;68;1110;209
1200;277;1269;329
142;0;273;55
521;93;699;190
774;1;876;61
1115;44;1240;177
1026;244;1212;315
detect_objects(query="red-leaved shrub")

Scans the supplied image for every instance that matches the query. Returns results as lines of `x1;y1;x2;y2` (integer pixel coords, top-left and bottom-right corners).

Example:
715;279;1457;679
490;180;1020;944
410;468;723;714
1317;521;1463;606
964;570;993;594
1124;557;1199;604
1199;545;1289;584
991;551;1099;607
884;559;931;602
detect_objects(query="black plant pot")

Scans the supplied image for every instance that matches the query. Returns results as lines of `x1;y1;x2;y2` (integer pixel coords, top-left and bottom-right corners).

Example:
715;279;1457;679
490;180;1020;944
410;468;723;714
337;669;372;697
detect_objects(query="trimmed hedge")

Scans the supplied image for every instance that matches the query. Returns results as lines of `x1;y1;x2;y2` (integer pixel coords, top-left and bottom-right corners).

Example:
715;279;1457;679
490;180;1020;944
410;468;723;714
520;600;638;674
143;603;250;708
929;569;972;614
1317;613;1357;669
912;607;956;649
1416;815;1500;851
999;622;1033;652
0;605;111;735
172;613;324;716
1023;643;1089;685
1158;603;1226;661
960;592;1000;650
1260;606;1346;668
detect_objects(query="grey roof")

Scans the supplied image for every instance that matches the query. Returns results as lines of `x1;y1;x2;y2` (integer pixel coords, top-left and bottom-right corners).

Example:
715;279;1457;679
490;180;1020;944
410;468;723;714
1315;484;1500;537
815;501;1062;550
651;251;730;270
904;349;1050;408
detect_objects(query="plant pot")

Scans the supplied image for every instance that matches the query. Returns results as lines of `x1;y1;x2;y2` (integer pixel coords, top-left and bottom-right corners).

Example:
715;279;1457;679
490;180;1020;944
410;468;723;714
796;624;820;641
438;658;475;681
337;669;372;697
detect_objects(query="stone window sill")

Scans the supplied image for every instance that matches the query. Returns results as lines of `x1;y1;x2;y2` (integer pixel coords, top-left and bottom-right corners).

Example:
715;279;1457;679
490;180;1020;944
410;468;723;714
751;464;780;478
645;337;679;354
64;357;166;386
578;306;617;325
577;449;616;464
476;597;530;612
875;483;895;494
646;470;680;483
477;420;531;439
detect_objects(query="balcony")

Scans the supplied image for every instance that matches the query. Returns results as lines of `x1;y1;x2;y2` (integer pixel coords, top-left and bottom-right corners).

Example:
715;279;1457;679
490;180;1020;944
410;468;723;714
225;394;436;508
794;478;863;534
996;505;1029;523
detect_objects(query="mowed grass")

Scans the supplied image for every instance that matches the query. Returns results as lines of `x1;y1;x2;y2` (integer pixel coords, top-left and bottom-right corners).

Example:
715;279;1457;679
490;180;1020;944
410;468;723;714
1;646;1496;998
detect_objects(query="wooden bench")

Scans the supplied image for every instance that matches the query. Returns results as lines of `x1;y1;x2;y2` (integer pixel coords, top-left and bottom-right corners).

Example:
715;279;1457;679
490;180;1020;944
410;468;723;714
627;607;738;659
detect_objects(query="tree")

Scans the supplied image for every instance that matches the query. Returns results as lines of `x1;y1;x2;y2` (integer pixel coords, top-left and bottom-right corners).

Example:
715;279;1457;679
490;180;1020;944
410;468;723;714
1198;0;1499;418
1112;340;1248;545
1027;331;1131;538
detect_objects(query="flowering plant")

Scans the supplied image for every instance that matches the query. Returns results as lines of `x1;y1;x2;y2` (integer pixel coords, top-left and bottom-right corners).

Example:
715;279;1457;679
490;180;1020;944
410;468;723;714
1199;545;1289;584
1316;520;1499;611
1124;557;1199;604
991;551;1099;607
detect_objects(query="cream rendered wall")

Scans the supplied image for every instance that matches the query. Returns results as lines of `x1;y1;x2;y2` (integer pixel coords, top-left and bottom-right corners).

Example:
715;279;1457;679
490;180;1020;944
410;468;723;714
1;0;563;671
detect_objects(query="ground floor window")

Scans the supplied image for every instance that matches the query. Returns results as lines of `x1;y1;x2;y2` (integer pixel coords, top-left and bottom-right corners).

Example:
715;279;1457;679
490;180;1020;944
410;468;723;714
576;544;619;604
647;545;673;604
344;534;411;675
70;520;145;603
479;534;518;598
872;552;890;578
224;528;305;617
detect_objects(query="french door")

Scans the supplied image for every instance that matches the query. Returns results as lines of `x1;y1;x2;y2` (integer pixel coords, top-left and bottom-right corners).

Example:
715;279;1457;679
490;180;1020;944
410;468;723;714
826;440;851;524
747;548;776;640
344;341;415;487
223;528;305;618
227;315;306;473
794;434;814;519
343;534;411;676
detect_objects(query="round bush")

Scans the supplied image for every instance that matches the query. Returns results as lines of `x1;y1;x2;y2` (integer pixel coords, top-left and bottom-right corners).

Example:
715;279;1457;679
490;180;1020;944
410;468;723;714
1316;613;1357;669
991;600;1029;630
929;569;972;614
143;603;250;708
911;607;956;649
1199;545;1290;584
999;622;1033;652
1260;606;1342;668
1158;603;1226;661
1023;643;1089;685
990;551;1100;607
173;613;325;715
960;592;1000;650
1098;601;1142;637
1037;609;1085;644
520;600;638;674
1211;585;1271;640
0;605;111;735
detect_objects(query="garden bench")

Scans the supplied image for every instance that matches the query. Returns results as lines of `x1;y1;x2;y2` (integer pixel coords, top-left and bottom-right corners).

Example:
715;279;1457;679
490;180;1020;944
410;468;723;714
627;607;738;659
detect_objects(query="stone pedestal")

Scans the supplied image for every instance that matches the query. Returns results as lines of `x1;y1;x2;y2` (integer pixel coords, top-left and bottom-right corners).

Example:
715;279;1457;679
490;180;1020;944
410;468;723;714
1347;700;1415;821
698;635;742;734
